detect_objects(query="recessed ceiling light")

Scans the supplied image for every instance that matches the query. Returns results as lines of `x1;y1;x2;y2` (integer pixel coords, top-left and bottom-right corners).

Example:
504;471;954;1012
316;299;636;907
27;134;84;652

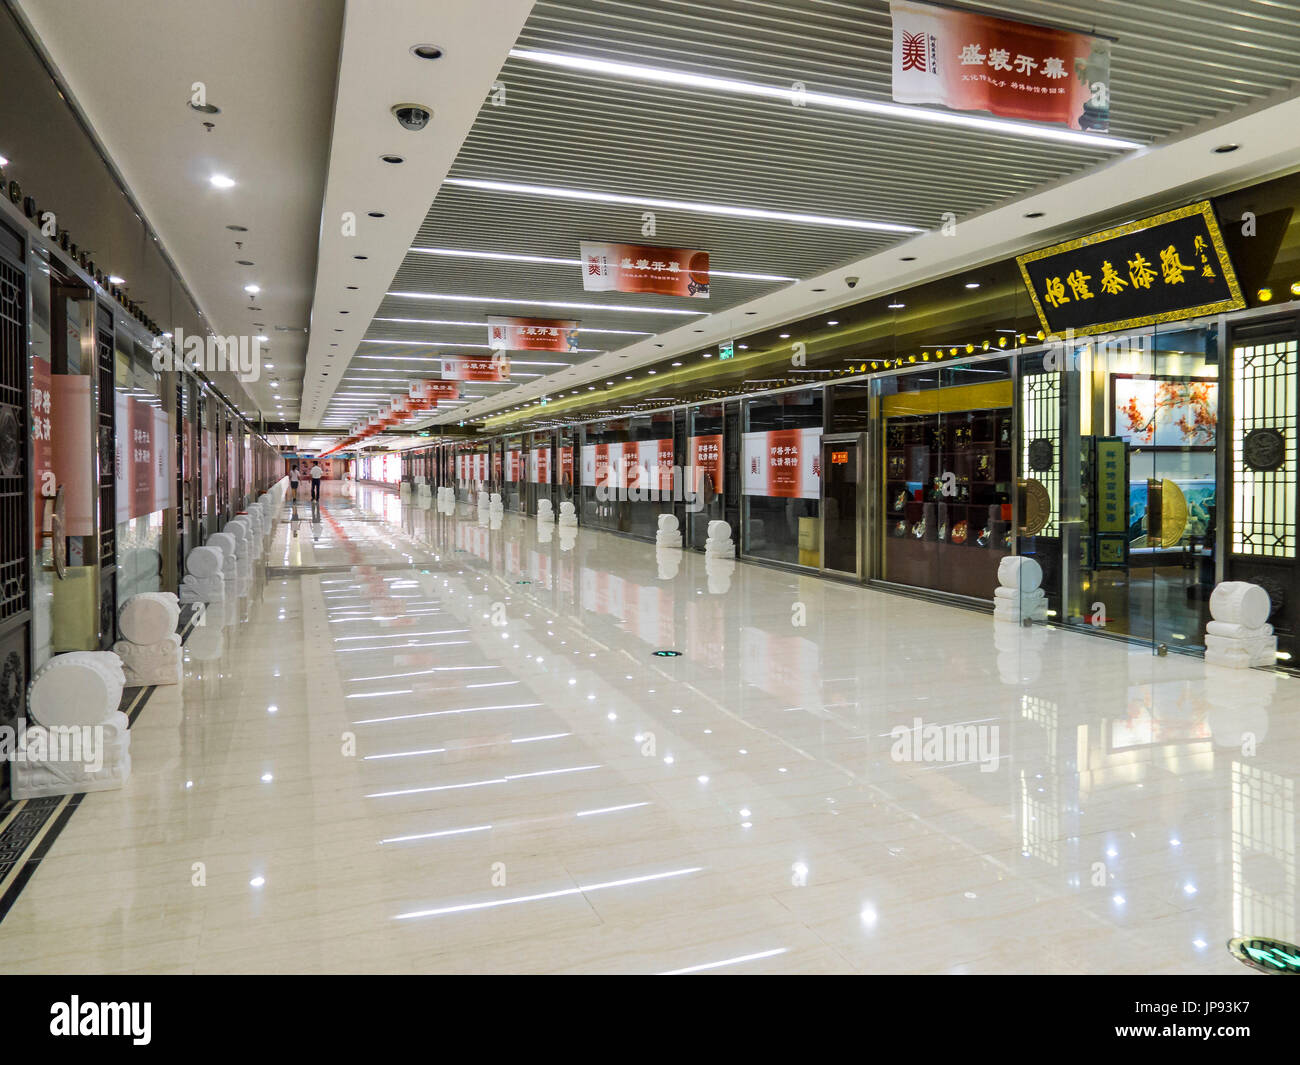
210;174;236;189
0;155;8;168
381;155;404;164
965;282;981;289
225;224;247;232
1214;143;1240;154
256;335;269;342
249;305;262;311
243;283;260;294
108;275;125;285
900;256;916;262
346;285;359;290
1024;211;1045;219
353;255;368;260
888;301;905;309
702;352;713;358
411;44;444;60
367;211;386;218
779;333;790;339
236;259;254;266
827;319;838;325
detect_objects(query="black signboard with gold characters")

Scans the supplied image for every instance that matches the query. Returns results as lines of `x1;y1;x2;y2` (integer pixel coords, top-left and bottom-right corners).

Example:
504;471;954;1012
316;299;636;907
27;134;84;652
1017;201;1245;338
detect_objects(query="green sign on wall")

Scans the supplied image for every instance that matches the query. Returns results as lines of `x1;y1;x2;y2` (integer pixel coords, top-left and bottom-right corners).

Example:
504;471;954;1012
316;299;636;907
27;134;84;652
1094;436;1129;569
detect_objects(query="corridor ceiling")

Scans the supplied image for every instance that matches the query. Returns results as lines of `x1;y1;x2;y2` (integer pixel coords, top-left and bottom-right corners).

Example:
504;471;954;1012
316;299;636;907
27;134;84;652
310;0;1300;434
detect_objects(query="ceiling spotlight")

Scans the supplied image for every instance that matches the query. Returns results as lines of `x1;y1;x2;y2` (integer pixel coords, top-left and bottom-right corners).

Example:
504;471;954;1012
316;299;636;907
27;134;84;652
1214;143;1240;154
0;154;8;168
210;174;236;189
381;155;404;164
702;352;713;358
108;275;125;285
255;335;269;342
888;301;905;309
189;101;220;115
244;283;260;294
827;319;838;326
964;281;981;289
1024;210;1045;219
411;44;444;60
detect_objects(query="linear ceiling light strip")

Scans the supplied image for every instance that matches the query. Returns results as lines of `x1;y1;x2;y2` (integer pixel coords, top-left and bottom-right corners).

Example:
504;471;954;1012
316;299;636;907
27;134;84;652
443;177;923;233
507;48;1143;151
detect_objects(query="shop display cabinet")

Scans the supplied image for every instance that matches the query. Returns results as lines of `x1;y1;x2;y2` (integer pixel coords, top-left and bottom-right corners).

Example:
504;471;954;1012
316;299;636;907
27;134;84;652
884;408;1014;599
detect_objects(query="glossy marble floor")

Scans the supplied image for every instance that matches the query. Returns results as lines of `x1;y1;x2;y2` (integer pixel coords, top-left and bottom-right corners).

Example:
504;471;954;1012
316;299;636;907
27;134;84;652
0;481;1294;974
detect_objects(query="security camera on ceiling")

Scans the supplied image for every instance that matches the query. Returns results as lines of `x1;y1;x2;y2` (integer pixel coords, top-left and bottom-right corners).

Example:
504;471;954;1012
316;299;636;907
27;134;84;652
392;103;432;131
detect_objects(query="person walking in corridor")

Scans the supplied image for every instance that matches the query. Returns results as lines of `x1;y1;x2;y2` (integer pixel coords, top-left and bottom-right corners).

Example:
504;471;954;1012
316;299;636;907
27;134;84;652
310;462;324;502
289;465;300;500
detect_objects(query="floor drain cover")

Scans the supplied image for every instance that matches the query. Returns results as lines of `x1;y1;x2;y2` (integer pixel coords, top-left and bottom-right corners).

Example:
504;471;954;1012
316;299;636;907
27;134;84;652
652;649;682;657
1228;936;1300;974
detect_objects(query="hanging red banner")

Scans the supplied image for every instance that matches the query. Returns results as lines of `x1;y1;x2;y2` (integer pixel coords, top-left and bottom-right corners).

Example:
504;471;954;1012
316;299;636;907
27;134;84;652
890;0;1111;133
487;316;580;353
580;241;710;298
443;354;510;381
409;379;460;407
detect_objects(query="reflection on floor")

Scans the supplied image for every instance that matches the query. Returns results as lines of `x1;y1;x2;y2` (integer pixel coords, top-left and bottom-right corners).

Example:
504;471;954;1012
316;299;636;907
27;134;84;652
0;480;1294;974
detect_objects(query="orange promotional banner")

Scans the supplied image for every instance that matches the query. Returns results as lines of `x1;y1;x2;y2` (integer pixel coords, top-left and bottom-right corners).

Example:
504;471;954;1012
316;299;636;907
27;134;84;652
409;379;460;405
580;241;710;298
742;428;822;500
32;356;52;540
442;354;510;381
890;0;1111;132
689;434;724;494
487;316;580;353
532;446;551;484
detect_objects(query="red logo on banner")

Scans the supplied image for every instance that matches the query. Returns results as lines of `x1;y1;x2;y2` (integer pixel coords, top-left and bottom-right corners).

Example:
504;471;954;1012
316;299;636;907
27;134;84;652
901;31;928;70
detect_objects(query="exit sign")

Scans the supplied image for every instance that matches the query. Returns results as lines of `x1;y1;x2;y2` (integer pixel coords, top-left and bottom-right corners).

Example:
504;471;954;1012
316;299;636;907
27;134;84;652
719;339;735;360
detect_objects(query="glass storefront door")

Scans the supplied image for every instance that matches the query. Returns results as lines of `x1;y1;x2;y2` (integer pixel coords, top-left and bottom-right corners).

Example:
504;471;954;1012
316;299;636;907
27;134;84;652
821;433;864;578
687;403;725;551
741;392;823;567
1026;322;1220;653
